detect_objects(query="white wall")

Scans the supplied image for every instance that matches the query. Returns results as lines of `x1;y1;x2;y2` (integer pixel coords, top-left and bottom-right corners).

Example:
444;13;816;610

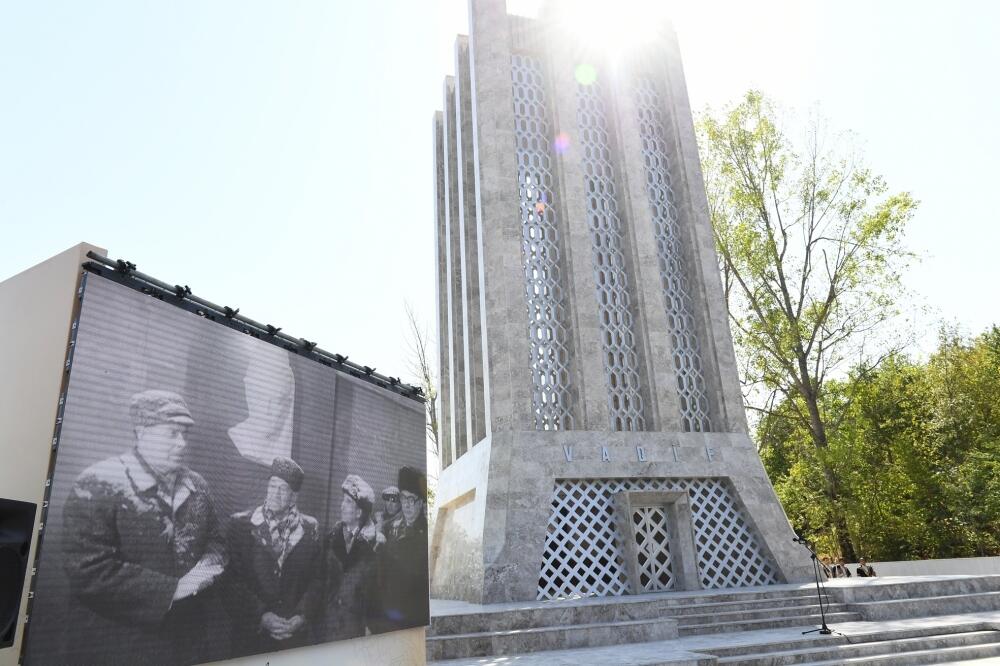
0;242;102;666
857;557;1000;577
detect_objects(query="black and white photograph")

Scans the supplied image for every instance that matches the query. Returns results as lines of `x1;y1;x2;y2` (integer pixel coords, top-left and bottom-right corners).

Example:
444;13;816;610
21;273;428;666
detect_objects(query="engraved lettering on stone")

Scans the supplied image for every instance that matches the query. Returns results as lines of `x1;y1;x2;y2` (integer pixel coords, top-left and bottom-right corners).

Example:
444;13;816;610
601;446;611;462
636;446;648;462
671;444;680;462
705;446;715;463
563;445;574;462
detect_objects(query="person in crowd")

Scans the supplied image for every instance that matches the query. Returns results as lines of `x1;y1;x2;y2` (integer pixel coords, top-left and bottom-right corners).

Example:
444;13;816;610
322;474;380;640
377;466;429;632
820;556;834;579
226;456;322;654
375;485;403;542
831;556;852;578
856;557;877;577
62;390;226;665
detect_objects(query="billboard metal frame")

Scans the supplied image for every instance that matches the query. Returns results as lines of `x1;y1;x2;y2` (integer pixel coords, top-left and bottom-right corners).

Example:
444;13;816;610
82;252;424;403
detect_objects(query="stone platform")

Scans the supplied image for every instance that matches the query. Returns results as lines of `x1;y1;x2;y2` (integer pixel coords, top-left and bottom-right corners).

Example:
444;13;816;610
428;575;1000;665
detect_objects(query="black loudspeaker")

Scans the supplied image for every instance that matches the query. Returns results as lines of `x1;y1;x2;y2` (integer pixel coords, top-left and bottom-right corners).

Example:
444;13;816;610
0;498;36;649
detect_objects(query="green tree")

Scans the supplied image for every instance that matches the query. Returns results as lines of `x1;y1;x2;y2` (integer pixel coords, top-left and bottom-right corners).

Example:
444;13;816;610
698;91;918;560
759;328;1000;561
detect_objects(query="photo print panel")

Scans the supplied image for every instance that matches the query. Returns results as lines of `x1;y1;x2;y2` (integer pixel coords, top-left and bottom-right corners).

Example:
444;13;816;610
22;272;428;666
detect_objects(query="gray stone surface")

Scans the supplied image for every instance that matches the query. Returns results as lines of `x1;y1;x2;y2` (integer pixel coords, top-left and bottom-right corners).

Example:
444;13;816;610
435;430;814;603
454;35;487;448
434;111;452;469
428;581;1000;665
444;74;469;460
431;0;811;605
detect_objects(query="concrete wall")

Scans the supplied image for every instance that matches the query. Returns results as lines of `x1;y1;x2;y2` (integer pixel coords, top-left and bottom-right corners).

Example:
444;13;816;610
0;242;102;665
854;557;1000;578
430;436;491;602
0;244;425;666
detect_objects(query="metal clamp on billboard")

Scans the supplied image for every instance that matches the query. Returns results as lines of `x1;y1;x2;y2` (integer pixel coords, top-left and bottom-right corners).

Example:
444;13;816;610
20;255;429;666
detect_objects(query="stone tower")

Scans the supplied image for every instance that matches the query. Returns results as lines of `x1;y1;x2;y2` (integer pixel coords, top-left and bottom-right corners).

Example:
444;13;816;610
431;0;811;604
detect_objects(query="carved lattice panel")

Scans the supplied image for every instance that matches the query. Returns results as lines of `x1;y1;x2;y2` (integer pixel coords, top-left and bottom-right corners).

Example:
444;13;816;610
632;505;674;591
537;477;778;600
576;79;646;432
634;77;713;432
511;54;574;431
685;479;779;588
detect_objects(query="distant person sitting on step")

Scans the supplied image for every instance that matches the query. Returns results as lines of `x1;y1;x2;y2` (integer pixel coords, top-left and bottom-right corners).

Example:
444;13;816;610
831;557;852;578
856;557;877;577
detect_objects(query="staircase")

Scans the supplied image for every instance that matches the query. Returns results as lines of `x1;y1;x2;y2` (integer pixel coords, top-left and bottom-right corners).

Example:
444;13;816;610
427;577;1000;665
707;626;1000;665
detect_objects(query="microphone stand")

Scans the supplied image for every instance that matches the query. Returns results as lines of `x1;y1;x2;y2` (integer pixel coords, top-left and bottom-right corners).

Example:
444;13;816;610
794;536;833;635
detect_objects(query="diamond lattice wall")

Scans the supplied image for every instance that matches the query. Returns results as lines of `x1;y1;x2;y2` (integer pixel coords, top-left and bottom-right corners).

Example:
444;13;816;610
537;477;779;600
576;79;646;432
635;78;713;432
511;54;574;431
632;505;675;592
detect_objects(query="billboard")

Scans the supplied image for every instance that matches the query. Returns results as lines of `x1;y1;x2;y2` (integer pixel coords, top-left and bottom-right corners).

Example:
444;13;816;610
21;271;428;665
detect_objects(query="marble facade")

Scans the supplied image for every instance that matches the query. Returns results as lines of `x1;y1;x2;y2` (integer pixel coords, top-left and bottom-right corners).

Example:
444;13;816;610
431;0;812;604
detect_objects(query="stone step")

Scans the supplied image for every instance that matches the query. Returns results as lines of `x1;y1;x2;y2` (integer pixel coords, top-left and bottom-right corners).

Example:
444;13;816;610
664;595;830;617
847;590;1000;620
706;622;988;658
678;611;863;636
799;640;1000;665
675;603;849;627
425;616;678;661
427;618;1000;666
716;630;1000;665
430;592;821;636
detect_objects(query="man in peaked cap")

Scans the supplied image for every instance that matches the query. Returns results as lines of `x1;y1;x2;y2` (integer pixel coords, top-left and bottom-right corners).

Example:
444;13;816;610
375;485;403;542
322;473;381;640
226;456;322;655
61;389;226;665
376;466;429;633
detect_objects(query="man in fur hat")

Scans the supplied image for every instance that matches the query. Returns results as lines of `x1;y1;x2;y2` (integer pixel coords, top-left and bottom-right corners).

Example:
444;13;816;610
60;390;225;665
226;456;322;655
322;473;380;640
377;466;429;632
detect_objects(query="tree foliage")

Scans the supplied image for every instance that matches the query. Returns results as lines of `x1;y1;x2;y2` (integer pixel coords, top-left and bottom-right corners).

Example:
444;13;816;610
761;328;1000;560
698;91;918;559
404;302;439;505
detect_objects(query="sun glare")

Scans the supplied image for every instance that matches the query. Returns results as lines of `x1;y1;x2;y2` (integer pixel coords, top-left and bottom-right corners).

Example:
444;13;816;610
555;0;670;56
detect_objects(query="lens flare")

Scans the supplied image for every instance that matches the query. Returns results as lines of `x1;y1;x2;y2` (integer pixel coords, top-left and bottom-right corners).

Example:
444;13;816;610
574;63;598;86
553;131;571;154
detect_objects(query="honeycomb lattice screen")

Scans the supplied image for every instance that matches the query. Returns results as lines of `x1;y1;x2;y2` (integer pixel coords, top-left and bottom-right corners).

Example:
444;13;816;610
537;478;779;600
635;77;713;432
576;79;646;432
511;54;575;431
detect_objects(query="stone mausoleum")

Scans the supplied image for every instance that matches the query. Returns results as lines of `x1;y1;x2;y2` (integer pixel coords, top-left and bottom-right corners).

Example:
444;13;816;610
430;0;811;606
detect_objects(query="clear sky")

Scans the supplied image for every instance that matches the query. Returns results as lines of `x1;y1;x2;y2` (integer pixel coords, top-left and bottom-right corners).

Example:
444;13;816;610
2;0;997;385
